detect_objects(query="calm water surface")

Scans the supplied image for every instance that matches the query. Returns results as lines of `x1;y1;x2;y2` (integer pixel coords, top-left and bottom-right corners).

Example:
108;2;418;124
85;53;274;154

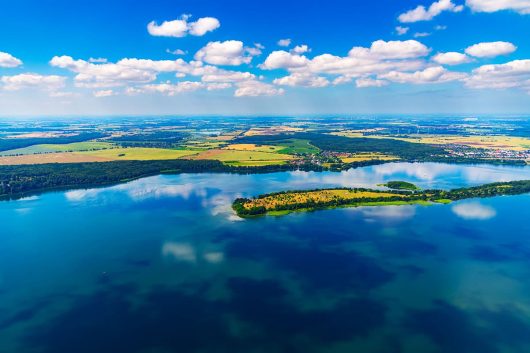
1;162;530;353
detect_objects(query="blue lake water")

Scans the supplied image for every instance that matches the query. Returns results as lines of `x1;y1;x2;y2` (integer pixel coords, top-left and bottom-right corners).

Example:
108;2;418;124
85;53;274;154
1;162;530;353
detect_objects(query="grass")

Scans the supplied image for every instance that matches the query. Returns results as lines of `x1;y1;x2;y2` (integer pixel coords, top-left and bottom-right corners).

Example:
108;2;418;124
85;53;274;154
0;142;115;156
276;139;320;155
191;148;294;166
78;147;199;160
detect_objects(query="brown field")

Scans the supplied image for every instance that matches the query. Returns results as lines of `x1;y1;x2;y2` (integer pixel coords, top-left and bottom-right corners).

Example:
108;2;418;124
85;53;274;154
0;153;113;165
243;189;403;211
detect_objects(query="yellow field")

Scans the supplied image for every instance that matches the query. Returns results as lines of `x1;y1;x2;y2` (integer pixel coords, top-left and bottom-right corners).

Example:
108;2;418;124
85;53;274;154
243;189;403;211
191;148;294;166
341;153;399;163
78;148;199;160
332;132;530;151
223;143;286;153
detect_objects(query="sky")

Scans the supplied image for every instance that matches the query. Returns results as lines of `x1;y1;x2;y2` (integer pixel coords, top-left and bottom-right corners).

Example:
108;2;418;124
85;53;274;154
0;0;530;117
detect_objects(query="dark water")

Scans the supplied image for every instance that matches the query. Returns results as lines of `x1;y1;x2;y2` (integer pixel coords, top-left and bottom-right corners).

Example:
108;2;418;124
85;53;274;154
2;162;530;353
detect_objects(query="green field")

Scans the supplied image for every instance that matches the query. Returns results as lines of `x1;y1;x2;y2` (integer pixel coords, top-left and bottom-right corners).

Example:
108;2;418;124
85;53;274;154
78;147;199;160
0;142;115;156
193;149;294;166
276;139;320;155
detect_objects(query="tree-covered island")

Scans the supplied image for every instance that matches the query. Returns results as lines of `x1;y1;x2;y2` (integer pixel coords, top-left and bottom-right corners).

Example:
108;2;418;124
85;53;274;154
233;180;530;217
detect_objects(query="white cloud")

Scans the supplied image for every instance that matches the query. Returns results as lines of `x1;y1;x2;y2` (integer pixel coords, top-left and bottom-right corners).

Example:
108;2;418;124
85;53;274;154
465;59;530;91
234;80;284;97
273;73;329;87
166;49;187;56
93;89;115;97
452;202;496;220
0;51;22;68
466;0;530;14
147;15;220;38
433;52;472;65
396;26;410;35
88;57;107;63
1;73;66;91
355;78;389;88
50;55;258;90
277;38;292;47
355;40;431;59
201;69;256;83
414;32;431;38
188;17;221;36
260;50;310;70
140;81;207;95
399;0;464;23
194;40;257;66
379;66;467;84
260;40;430;90
465;41;517;58
291;45;311;54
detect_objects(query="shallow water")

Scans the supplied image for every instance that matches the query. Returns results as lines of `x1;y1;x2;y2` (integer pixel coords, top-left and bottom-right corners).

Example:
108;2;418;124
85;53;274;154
1;162;530;353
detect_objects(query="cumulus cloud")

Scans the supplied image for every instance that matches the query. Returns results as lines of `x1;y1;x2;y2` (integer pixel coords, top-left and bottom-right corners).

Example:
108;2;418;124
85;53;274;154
138;81;227;96
194;40;259;66
357;40;431;59
166;49;187;56
465;59;530;92
147;15;220;38
452;202;496;220
273;73;329;87
291;44;311;54
465;41;517;58
260;50;310;70
50;55;258;90
466;0;530;14
1;73;66;91
0;51;22;68
399;0;464;23
379;66;467;84
396;26;410;35
277;38;292;47
432;52;472;65
93;89;115;97
355;78;389;88
235;80;284;97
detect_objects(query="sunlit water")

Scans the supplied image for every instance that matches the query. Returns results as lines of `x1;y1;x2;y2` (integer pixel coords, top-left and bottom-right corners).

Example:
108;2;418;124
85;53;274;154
2;162;530;353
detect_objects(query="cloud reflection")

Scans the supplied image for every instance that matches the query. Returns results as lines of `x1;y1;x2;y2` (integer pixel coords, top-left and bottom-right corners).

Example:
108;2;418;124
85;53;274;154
162;242;225;264
452;202;496;220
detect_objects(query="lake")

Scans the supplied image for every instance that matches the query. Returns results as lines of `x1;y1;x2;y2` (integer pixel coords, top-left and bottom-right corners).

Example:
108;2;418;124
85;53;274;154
1;162;530;353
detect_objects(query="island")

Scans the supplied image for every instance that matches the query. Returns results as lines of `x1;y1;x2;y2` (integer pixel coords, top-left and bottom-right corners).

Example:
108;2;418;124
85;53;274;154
381;180;420;190
232;180;530;217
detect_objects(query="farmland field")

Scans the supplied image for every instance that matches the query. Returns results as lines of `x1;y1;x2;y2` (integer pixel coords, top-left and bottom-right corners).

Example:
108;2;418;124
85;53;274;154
0;142;115;156
341;153;399;163
191;148;294;166
0;152;112;165
79;147;199;160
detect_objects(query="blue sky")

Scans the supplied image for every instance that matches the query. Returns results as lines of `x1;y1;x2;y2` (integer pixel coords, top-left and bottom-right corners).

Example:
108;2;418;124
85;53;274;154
0;0;529;116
